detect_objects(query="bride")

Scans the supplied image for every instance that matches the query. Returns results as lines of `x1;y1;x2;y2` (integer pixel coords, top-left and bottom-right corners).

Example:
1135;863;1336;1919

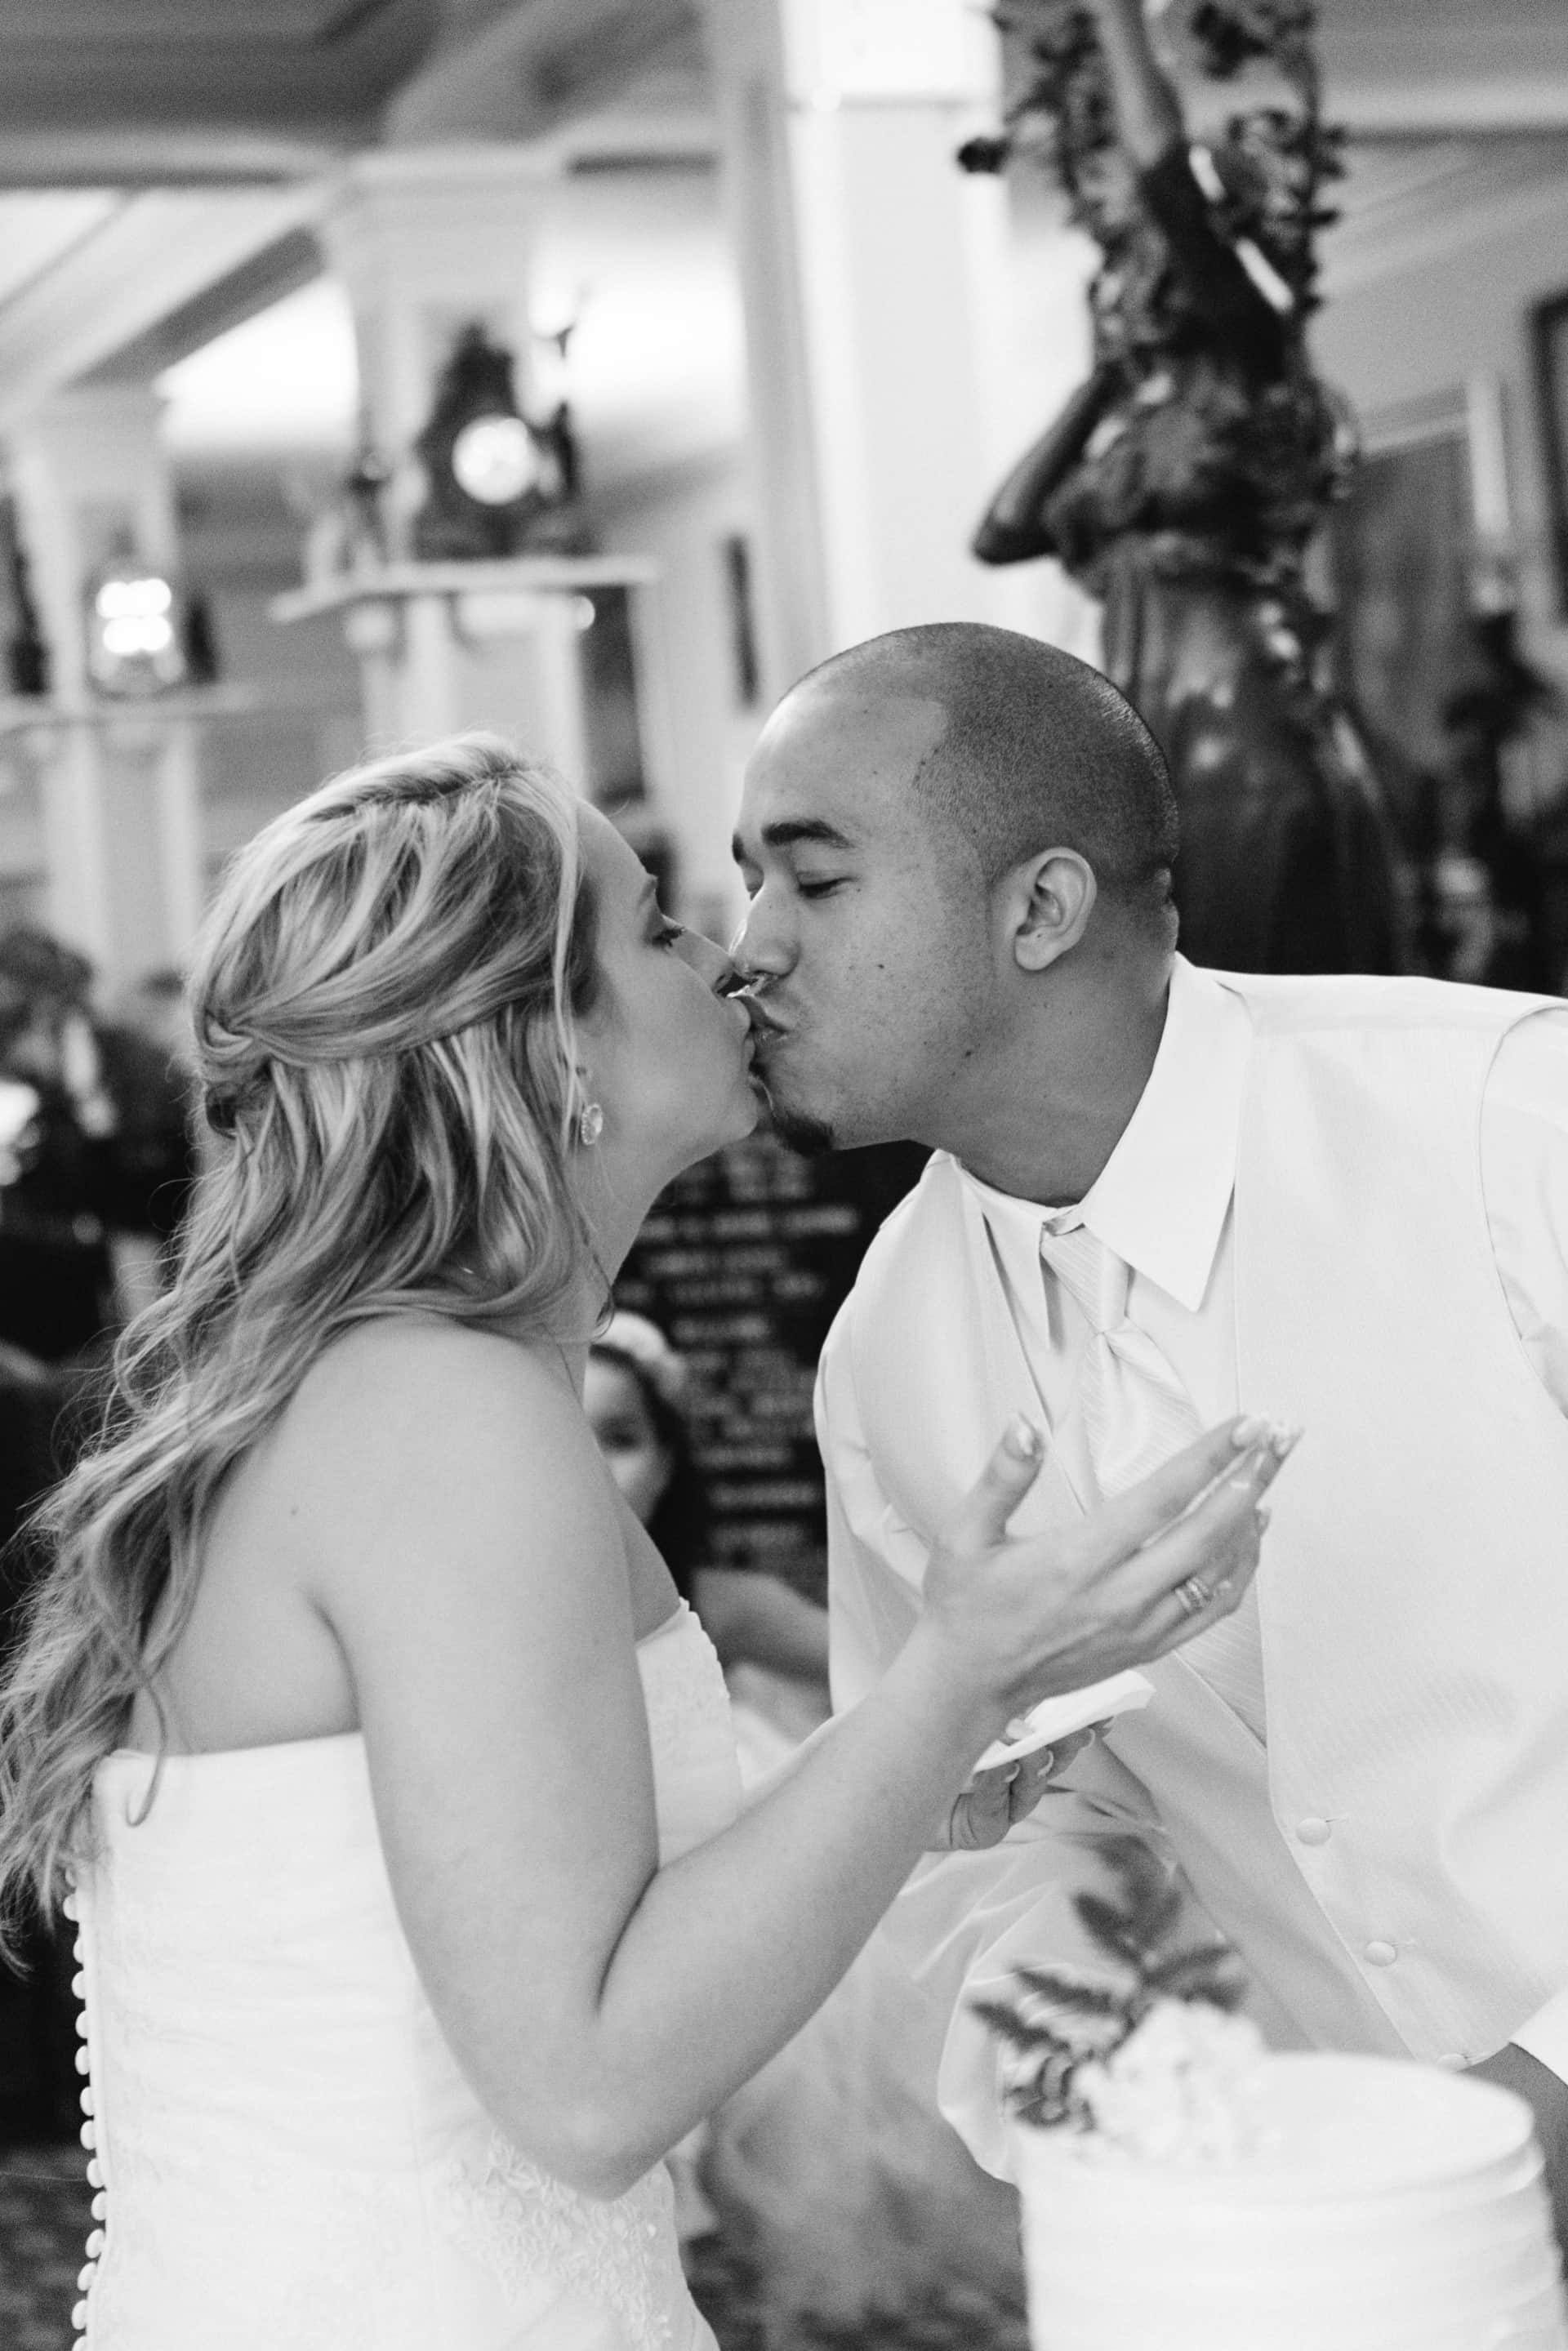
0;736;1285;2349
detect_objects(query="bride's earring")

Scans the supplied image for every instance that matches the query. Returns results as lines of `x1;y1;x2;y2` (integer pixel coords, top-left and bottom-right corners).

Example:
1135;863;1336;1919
577;1099;604;1147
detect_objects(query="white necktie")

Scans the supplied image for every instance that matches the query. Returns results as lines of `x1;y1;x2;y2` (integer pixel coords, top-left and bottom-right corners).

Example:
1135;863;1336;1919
1037;1218;1266;1740
1036;1219;1201;1502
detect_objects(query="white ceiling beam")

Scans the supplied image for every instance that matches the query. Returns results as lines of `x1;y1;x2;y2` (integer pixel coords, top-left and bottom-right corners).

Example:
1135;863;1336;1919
0;184;331;430
1323;161;1568;298
382;0;700;144
0;129;345;189
1332;77;1568;139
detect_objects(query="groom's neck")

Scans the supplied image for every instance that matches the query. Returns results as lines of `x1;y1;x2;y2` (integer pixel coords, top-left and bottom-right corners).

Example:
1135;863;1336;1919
938;964;1170;1207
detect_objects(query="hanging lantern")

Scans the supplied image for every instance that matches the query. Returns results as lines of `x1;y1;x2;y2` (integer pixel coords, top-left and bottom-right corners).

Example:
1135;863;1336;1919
412;323;568;562
84;534;187;697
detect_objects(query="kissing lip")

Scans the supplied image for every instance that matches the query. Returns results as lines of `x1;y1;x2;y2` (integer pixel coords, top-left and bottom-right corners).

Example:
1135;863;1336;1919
735;992;788;1042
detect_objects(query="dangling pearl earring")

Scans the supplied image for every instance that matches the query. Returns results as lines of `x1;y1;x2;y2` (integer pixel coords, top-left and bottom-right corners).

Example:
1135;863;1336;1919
577;1101;604;1147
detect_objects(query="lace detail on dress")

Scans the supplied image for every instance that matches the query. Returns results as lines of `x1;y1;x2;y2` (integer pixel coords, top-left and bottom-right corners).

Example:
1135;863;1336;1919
640;1610;733;1776
434;2127;684;2349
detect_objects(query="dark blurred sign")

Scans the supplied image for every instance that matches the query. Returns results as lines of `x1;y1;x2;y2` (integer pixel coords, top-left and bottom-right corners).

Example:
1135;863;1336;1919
616;1133;925;1603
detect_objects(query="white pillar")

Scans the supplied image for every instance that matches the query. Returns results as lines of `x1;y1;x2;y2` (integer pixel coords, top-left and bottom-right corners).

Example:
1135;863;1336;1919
7;385;205;989
319;148;599;765
319;147;557;568
705;0;1032;693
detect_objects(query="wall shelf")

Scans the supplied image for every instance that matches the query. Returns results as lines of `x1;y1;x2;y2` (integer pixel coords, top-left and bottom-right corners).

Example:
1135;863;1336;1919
270;556;659;627
267;554;671;806
0;684;258;741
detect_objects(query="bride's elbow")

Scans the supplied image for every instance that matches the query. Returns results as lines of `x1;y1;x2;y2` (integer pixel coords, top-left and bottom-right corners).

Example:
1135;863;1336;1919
490;2088;663;2205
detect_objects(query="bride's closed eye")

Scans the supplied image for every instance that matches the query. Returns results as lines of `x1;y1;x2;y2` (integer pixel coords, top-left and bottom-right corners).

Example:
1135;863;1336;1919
644;896;686;949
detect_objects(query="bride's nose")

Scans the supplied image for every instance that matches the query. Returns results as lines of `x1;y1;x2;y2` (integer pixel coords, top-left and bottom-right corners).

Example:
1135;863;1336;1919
684;929;743;995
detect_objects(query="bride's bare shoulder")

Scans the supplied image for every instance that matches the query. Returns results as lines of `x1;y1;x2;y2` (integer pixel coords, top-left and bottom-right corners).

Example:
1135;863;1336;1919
286;1311;545;1403
271;1316;599;1522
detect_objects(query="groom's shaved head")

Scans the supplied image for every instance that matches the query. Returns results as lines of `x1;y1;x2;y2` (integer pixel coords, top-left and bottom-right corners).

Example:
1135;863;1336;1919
800;621;1179;925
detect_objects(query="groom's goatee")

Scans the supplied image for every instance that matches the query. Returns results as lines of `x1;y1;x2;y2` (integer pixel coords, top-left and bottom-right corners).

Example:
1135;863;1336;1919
761;1098;837;1159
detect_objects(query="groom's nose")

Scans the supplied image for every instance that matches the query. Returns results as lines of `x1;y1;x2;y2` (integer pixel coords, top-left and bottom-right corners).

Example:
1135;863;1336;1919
729;900;791;982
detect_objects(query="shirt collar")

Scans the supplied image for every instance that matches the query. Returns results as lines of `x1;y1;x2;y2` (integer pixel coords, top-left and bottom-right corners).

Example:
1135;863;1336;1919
958;957;1251;1313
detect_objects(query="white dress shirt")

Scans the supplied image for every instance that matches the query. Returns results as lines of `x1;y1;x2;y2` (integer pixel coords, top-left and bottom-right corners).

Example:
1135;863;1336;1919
955;955;1568;2084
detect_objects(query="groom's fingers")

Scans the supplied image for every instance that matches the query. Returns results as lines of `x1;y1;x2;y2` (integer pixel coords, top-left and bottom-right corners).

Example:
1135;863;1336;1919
1009;1731;1080;1818
935;1724;1100;1848
940;1758;1022;1850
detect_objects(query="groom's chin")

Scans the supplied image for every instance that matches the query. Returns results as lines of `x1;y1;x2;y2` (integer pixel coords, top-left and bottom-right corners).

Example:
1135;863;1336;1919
751;1078;837;1159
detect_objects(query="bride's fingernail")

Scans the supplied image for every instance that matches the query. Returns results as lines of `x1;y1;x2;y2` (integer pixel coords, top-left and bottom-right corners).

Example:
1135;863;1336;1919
1005;1414;1044;1460
1232;1414;1268;1446
1270;1423;1303;1458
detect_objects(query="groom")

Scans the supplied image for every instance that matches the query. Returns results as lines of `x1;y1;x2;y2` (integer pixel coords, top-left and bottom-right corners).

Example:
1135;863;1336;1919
730;621;1568;2246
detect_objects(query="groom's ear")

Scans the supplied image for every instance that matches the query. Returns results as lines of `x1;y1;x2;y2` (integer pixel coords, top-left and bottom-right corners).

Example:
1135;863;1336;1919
1003;849;1098;973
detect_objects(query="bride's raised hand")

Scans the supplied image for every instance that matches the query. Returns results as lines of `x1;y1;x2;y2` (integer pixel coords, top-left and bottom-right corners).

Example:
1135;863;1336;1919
918;1414;1297;1743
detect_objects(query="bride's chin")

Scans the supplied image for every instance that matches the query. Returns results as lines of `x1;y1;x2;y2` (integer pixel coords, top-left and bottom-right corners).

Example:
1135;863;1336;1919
728;1080;764;1139
684;1075;763;1165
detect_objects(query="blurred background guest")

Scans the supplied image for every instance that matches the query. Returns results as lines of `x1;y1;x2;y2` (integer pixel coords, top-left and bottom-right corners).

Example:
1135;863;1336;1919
0;931;199;2144
587;1311;831;1755
0;929;122;1385
0;929;129;2141
95;965;199;1271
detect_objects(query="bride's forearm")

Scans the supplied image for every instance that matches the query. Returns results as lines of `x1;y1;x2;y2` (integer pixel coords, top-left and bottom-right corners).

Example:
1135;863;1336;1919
551;1624;996;2193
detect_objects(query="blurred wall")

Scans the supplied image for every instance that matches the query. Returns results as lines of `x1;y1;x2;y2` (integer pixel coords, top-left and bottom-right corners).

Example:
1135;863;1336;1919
593;448;764;939
1314;177;1568;674
176;464;364;892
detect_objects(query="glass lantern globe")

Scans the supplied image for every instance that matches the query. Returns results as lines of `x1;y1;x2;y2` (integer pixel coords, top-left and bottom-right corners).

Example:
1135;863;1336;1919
450;414;541;508
84;537;187;697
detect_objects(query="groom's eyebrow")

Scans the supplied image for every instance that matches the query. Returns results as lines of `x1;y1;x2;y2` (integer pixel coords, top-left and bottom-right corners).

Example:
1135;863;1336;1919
733;819;856;861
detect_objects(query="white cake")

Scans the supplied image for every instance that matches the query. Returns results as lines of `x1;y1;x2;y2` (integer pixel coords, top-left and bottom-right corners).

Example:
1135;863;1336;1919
1013;2050;1568;2351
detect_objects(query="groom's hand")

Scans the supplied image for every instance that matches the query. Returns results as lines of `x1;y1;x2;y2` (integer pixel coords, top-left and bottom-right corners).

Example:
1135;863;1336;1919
1466;2043;1568;2264
932;1725;1102;1851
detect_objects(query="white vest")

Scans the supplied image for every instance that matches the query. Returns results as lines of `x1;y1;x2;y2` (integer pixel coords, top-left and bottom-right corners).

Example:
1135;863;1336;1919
820;970;1568;2171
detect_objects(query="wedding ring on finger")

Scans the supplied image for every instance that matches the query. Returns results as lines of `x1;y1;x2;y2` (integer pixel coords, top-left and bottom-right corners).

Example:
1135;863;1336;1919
1173;1573;1214;1619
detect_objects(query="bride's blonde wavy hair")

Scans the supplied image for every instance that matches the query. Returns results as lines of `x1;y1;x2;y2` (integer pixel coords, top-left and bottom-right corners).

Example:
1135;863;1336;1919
0;732;599;1944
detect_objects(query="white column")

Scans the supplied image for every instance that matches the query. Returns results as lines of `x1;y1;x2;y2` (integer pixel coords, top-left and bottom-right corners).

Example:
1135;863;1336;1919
319;147;557;567
7;385;204;988
320;148;595;762
705;0;1032;692
35;728;116;970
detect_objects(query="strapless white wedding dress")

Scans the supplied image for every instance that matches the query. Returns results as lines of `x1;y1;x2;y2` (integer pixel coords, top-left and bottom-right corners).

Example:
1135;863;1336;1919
68;1603;739;2350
